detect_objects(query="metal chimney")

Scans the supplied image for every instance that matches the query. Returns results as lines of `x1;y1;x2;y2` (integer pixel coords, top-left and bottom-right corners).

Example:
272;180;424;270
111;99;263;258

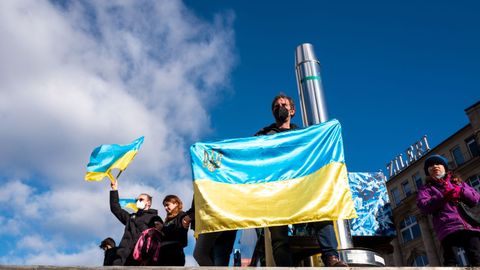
295;43;384;266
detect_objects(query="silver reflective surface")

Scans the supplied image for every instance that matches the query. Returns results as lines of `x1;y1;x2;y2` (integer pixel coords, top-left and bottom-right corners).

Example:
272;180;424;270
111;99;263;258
295;43;329;126
339;249;386;266
295;43;353;249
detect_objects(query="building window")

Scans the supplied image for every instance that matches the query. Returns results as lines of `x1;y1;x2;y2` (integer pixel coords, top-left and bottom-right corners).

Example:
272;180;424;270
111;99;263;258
468;175;480;193
466;136;479;157
412;172;423;190
402;180;412;197
412;254;429;266
451;146;465;167
400;216;421;243
391;187;401;206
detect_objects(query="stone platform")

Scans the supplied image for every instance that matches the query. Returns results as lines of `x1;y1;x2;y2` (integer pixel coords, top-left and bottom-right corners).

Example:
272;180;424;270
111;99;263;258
0;266;477;270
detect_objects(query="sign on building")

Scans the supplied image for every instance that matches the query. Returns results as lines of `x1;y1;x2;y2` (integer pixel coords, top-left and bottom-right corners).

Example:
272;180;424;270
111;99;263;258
386;135;430;178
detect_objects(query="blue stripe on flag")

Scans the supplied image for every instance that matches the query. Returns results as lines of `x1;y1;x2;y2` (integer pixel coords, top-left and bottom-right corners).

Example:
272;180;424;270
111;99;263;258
190;119;344;184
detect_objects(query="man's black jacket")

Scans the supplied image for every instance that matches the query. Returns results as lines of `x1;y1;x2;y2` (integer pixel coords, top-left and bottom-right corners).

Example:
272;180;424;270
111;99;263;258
110;190;158;265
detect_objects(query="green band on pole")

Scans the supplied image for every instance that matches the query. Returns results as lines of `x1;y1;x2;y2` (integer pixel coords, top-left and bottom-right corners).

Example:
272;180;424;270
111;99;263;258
301;76;321;83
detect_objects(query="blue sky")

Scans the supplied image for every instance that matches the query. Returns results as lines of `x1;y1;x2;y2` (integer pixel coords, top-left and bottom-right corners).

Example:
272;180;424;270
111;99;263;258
0;0;478;266
187;0;480;171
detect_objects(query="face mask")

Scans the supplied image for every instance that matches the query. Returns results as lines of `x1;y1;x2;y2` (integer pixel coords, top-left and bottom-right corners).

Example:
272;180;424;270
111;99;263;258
274;106;290;123
432;171;446;180
136;200;146;210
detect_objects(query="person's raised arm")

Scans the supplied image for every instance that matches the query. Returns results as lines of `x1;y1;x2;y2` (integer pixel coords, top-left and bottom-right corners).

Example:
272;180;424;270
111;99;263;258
109;177;129;225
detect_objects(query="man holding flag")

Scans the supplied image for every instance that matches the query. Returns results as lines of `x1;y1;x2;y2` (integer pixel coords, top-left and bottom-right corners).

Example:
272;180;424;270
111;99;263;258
190;94;355;267
84;137;158;265
109;177;158;265
252;94;347;267
250;94;297;266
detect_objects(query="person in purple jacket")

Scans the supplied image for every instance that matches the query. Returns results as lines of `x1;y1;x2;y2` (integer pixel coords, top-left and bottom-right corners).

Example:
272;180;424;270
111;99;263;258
417;154;480;266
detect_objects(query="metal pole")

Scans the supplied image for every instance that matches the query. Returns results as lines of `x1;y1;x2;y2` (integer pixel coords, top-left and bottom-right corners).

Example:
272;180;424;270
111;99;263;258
295;43;353;249
295;43;329;126
294;43;385;267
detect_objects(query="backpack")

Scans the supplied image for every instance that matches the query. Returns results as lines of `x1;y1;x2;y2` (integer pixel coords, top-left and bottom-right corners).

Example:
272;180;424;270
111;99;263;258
133;228;163;264
458;201;480;227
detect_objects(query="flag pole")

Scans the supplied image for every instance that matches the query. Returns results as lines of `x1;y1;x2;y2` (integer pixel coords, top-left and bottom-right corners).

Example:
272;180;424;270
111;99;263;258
116;170;124;179
106;170;123;184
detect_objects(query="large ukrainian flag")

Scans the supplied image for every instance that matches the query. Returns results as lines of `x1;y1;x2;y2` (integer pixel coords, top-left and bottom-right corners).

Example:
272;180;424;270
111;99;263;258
190;119;356;235
85;136;144;182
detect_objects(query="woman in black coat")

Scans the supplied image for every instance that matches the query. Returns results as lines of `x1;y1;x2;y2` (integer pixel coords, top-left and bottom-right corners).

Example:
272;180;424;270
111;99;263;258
157;195;189;266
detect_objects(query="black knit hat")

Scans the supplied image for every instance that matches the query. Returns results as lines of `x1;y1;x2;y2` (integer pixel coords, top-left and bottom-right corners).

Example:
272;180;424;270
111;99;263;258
423;155;448;176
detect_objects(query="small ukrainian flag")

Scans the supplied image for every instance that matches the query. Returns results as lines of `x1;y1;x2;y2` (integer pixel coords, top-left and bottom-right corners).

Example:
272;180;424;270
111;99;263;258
85;136;144;182
119;198;138;212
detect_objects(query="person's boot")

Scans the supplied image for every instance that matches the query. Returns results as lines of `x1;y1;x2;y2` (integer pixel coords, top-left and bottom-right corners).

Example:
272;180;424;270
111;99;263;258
325;255;348;267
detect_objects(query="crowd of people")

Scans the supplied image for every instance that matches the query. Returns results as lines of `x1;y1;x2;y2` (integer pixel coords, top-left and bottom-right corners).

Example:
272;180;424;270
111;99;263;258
99;94;480;267
105;177;189;266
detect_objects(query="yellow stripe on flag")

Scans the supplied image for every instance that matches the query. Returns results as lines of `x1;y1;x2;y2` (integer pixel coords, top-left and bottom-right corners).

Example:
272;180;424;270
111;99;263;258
85;150;138;181
194;162;357;235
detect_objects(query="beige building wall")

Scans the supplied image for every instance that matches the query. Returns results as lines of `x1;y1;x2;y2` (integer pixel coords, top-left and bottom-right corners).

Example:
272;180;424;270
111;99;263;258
385;101;480;266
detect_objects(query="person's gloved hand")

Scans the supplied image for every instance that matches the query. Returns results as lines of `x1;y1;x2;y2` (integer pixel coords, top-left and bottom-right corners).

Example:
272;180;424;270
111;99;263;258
182;215;191;229
444;185;461;201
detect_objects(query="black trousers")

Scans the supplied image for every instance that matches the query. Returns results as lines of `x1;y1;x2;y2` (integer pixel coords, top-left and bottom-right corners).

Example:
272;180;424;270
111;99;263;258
442;230;480;266
250;226;293;267
308;221;339;263
269;225;293;266
157;243;185;266
193;230;237;266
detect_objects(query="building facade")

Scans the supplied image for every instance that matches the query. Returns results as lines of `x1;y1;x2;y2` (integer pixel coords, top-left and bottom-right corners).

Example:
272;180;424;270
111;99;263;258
385;101;480;266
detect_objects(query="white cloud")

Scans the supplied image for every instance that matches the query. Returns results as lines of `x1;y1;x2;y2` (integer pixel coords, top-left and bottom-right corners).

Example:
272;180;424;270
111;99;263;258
0;255;24;266
0;180;40;221
0;0;236;185
17;235;56;252
0;217;22;236
0;0;235;265
0;180;33;204
24;244;103;266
